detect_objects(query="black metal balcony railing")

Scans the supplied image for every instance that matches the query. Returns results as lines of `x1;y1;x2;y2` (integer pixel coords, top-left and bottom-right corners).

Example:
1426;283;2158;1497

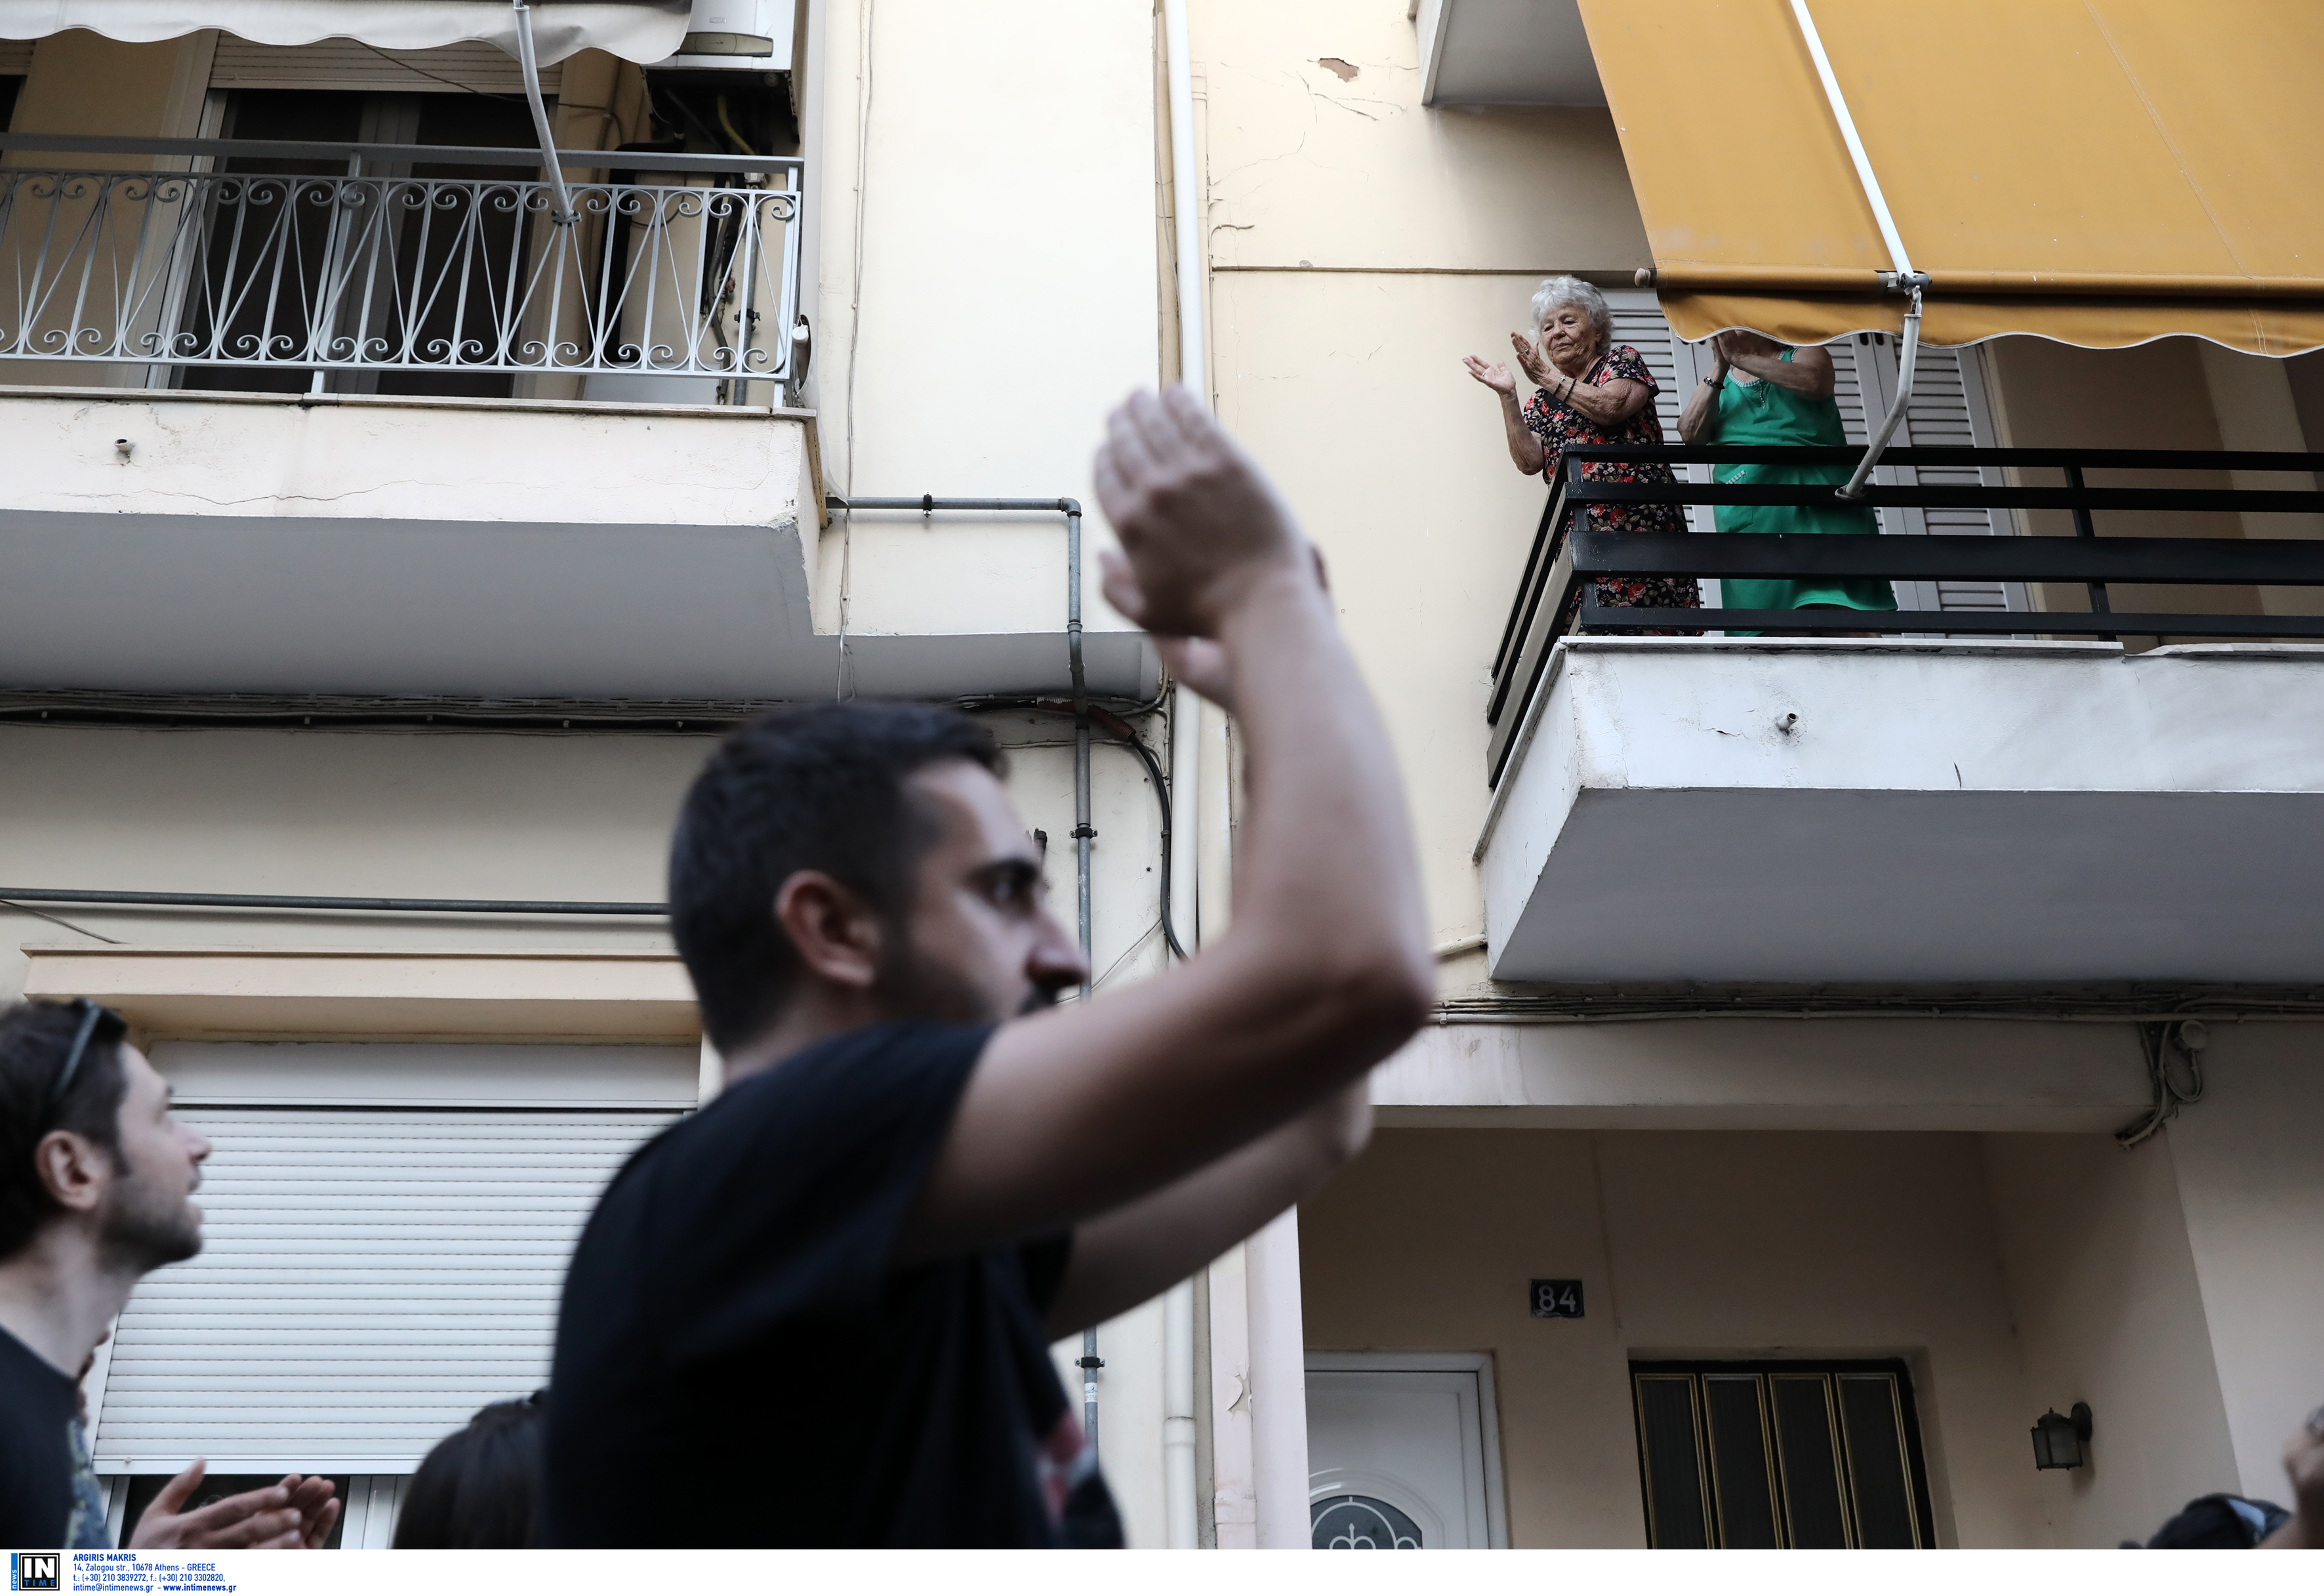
1487;445;2324;786
0;133;802;399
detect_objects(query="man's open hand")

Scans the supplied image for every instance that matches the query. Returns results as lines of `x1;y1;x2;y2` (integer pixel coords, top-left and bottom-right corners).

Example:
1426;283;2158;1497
2264;1410;2324;1548
129;1461;341;1549
1093;386;1310;645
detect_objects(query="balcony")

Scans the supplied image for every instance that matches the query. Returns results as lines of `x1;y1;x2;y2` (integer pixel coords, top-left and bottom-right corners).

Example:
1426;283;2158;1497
1416;0;1601;107
0;132;803;401
0;135;1158;706
1477;447;2324;985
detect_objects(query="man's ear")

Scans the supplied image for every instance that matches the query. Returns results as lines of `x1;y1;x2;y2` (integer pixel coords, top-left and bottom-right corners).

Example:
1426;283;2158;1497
33;1129;113;1216
772;870;884;991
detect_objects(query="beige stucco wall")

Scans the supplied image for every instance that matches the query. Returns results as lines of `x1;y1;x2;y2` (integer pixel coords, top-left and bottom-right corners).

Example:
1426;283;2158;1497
10;31;197;150
2157;1023;2324;1505
0;718;1168;1026
1189;0;1651;967
1301;1127;2056;1547
1982;1131;2239;1546
1979;337;2279;624
807;0;1161;642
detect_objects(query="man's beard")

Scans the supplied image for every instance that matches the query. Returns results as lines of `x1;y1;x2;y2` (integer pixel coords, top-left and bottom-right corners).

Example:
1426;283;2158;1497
870;934;1061;1024
96;1169;202;1275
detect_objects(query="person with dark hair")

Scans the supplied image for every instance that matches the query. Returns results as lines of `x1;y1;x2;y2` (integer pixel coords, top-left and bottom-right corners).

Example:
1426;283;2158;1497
548;387;1435;1547
0;1000;339;1550
393;1397;546;1549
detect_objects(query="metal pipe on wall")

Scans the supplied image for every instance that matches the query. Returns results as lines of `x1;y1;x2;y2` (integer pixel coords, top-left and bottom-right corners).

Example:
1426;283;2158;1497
1161;0;1211;1551
1164;0;1311;1553
829;495;1114;1455
1067;499;1105;1452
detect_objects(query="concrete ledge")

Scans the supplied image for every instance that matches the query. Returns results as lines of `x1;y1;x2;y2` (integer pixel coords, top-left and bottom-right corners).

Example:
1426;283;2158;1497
20;945;699;1042
1372;1018;2153;1131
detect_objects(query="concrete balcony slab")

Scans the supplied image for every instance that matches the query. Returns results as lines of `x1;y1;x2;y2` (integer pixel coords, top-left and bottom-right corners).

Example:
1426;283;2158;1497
0;389;1157;701
1477;639;2324;984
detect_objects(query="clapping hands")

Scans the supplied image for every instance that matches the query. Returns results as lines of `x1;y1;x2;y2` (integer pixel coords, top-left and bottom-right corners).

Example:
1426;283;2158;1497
129;1460;341;1550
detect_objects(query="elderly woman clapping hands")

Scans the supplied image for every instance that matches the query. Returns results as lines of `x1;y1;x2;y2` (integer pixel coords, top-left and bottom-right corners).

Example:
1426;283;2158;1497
1463;275;1696;627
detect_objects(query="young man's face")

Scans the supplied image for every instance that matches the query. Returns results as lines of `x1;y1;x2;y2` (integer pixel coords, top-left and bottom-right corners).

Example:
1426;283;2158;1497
880;760;1090;1024
92;1046;211;1273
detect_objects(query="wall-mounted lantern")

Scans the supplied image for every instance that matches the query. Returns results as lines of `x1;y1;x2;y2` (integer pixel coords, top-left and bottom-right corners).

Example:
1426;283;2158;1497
2031;1403;2094;1471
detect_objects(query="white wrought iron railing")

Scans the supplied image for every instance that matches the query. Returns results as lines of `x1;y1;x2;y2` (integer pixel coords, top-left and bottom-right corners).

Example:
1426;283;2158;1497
0;134;803;402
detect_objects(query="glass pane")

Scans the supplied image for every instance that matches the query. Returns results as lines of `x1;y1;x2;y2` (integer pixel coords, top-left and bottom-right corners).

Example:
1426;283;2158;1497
1311;1494;1423;1549
1703;1376;1781;1549
1838;1375;1919;1549
1771;1376;1850;1549
1635;1376;1709;1549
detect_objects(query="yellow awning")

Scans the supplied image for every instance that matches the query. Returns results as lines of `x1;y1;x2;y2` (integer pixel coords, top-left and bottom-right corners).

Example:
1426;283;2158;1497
1578;0;2324;355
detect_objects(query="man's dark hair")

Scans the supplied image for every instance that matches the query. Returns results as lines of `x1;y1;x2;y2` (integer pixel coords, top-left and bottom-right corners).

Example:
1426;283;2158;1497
0;1000;130;1259
394;1397;546;1549
670;701;1004;1054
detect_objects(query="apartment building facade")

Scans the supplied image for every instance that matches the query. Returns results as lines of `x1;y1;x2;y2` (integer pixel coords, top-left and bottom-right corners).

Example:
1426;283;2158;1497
0;0;2318;1551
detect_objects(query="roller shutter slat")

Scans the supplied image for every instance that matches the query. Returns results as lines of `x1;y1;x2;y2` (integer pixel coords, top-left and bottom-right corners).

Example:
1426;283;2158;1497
92;1107;673;1473
208;39;563;96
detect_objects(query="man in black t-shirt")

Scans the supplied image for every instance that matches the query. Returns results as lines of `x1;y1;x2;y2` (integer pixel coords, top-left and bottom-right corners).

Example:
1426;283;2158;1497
0;1002;342;1551
548;388;1435;1547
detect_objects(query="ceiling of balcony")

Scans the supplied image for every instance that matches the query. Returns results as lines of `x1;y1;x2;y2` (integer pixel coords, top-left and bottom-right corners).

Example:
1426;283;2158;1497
0;508;1156;703
1417;0;1605;107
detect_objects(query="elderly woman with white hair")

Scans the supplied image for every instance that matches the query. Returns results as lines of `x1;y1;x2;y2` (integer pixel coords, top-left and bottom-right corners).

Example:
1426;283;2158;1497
1463;276;1698;628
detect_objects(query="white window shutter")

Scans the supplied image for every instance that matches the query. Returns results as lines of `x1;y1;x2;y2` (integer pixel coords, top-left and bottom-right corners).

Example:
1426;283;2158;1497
1605;292;1717;567
1843;334;2024;621
91;1107;674;1476
209;39;564;96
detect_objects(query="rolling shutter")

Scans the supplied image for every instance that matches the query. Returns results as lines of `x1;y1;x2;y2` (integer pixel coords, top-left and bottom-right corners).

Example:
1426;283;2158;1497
1835;335;2024;621
91;1106;675;1475
1627;310;2020;625
1608;291;1715;544
209;39;563;94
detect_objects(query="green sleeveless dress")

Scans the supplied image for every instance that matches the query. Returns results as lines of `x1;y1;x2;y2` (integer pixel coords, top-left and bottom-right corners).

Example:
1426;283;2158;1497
1711;350;1898;619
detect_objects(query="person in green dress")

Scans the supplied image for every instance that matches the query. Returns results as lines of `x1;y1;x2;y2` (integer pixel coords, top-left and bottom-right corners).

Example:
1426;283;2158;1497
1677;330;1897;629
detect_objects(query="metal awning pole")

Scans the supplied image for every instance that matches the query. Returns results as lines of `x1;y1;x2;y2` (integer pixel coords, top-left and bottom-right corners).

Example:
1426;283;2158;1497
512;0;577;226
1789;0;1925;501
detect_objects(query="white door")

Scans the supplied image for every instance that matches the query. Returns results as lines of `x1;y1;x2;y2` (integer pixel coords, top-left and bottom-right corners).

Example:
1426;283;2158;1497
1305;1356;1507;1549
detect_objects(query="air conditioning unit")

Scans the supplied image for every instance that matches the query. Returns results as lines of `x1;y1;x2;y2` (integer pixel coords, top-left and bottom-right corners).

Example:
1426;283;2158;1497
660;0;795;71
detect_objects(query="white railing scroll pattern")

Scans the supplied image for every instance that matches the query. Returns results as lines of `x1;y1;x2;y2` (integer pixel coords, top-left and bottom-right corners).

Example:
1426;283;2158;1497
0;136;803;396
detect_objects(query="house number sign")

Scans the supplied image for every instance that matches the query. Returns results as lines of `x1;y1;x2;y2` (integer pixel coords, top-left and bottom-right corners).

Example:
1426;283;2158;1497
1530;1279;1583;1319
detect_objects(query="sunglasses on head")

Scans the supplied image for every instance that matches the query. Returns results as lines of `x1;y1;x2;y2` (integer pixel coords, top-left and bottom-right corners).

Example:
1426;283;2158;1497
44;998;126;1125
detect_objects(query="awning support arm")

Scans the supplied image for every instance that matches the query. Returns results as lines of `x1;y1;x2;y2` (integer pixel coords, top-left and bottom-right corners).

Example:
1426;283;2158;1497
512;0;577;226
1788;0;1926;500
1841;281;1921;501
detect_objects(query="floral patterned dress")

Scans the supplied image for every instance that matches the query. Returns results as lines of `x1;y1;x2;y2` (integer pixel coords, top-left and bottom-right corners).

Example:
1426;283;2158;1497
1522;344;1701;632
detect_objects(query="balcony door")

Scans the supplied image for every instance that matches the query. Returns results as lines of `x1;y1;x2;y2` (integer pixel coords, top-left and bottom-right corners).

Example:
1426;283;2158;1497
176;88;541;399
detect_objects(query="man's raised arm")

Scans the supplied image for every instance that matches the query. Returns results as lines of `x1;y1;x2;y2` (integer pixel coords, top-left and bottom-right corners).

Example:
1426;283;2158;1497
902;387;1432;1258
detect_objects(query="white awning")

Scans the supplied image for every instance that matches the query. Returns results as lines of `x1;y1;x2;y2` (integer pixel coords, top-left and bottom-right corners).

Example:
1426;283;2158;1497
0;1;689;66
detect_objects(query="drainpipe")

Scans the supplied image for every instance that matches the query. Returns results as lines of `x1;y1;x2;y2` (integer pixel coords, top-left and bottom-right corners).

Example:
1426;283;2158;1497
1161;0;1210;1553
1165;0;1312;1553
827;496;1111;1452
1067;499;1106;1452
1788;0;1924;500
510;0;578;226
